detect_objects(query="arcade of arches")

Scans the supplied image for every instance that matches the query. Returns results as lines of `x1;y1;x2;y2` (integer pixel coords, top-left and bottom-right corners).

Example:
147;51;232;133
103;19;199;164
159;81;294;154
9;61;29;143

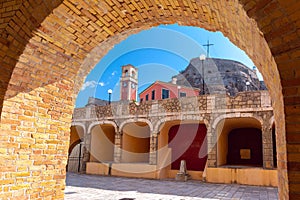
0;0;299;199
79;106;277;186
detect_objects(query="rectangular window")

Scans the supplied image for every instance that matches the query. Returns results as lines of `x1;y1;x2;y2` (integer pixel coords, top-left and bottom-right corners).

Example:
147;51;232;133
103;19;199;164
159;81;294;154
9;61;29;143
140;98;143;103
151;90;155;100
180;92;186;97
162;89;169;99
146;94;149;101
240;149;251;159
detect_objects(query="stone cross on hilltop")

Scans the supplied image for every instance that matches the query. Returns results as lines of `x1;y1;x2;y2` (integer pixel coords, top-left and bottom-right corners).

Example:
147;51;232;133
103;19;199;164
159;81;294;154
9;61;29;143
203;40;214;57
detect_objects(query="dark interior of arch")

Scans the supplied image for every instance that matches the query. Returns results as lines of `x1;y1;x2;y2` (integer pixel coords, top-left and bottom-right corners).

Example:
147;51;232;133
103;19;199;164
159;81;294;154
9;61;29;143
227;128;263;166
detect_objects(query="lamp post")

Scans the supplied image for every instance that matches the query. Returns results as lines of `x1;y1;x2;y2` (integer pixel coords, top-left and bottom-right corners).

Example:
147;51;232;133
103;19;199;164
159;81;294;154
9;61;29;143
246;81;250;91
108;89;112;105
199;54;206;95
177;85;181;98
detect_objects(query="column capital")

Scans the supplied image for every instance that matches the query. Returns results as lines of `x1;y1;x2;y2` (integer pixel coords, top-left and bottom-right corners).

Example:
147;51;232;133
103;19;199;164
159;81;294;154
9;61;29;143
151;131;160;137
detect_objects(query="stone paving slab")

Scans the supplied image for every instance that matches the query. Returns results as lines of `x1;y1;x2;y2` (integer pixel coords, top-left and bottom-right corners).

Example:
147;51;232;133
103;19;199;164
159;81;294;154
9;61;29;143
65;173;278;200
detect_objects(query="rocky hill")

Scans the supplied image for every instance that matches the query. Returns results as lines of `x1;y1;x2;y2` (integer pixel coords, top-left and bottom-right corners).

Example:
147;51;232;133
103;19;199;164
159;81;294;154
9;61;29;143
174;57;266;96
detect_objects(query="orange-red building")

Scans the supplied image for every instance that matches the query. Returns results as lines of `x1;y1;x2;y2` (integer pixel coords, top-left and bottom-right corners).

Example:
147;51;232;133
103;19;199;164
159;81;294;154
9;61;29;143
139;81;200;102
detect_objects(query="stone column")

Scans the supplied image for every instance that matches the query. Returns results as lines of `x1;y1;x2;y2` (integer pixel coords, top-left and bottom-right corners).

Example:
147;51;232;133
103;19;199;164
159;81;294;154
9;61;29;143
114;132;122;163
149;132;158;165
81;106;94;172
207;126;217;167
81;127;91;173
262;124;274;169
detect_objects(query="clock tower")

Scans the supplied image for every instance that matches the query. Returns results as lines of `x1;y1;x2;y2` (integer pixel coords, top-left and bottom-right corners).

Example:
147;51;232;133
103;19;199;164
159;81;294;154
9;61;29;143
120;64;138;101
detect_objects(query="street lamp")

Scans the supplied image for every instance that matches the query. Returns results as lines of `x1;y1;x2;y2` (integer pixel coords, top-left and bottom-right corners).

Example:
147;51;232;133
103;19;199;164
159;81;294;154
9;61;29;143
177;85;181;98
246;81;250;91
108;89;112;104
199;54;206;95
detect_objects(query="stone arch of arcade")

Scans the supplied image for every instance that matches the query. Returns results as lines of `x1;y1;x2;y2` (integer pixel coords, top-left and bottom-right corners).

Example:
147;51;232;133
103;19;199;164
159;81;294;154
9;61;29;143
89;123;117;164
87;121;119;135
68;123;85;173
153;115;210;134
119;118;154;134
214;117;263;167
212;113;275;166
209;114;278;186
155;118;208;180
119;121;151;163
0;0;299;199
69;123;85;155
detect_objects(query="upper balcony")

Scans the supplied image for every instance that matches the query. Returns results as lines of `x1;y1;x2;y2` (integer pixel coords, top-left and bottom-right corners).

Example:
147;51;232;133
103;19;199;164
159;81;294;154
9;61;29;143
72;91;272;121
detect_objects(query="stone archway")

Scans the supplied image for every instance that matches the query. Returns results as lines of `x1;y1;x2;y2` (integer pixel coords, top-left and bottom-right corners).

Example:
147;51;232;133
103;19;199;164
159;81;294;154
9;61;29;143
215;117;263;167
0;0;298;199
157;120;208;180
209;116;278;186
90;124;116;163
69;125;85;155
120;122;151;163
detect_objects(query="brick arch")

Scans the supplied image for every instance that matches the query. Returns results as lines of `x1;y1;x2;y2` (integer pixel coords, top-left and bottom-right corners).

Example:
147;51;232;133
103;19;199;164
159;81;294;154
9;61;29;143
0;1;63;117
0;0;298;199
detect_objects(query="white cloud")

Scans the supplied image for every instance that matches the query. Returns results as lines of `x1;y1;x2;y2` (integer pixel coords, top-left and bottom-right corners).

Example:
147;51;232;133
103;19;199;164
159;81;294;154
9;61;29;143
111;71;117;76
99;82;105;86
81;81;105;91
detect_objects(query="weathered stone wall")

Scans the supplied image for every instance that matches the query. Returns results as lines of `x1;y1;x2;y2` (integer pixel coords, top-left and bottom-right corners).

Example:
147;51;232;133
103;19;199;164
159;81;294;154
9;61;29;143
74;91;270;121
0;0;299;199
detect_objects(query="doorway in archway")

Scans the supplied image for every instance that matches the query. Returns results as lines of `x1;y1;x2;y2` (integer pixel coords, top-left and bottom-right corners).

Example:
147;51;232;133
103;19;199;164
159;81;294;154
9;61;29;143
168;124;207;171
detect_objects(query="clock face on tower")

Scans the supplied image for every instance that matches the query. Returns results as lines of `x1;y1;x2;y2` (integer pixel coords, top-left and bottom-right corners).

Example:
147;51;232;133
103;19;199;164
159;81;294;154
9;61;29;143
131;83;135;89
123;82;127;87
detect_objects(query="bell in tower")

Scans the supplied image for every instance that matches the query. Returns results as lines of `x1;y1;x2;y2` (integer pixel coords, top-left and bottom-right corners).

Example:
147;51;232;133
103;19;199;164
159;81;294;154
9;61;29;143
120;64;138;101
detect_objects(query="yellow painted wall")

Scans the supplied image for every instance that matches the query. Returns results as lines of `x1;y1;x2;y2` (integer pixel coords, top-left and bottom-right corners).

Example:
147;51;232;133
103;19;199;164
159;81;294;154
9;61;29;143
217;127;228;166
86;162;158;179
87;162;110;175
121;122;150;163
90;125;115;162
86;163;277;187
112;163;157;179
206;167;278;187
157;121;177;179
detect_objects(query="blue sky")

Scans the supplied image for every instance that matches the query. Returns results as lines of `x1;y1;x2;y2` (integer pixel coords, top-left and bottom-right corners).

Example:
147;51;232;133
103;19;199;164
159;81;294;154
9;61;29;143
76;24;262;107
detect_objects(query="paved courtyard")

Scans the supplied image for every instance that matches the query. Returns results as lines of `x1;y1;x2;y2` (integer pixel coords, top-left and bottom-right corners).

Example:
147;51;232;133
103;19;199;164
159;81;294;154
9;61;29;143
65;173;278;200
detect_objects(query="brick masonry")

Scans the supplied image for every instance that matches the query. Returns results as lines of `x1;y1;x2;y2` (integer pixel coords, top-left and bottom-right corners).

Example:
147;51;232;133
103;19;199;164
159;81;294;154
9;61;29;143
0;0;299;199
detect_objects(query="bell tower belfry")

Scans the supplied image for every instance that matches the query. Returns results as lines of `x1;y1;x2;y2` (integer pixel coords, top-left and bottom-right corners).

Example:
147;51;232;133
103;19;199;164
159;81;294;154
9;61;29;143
120;64;138;101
